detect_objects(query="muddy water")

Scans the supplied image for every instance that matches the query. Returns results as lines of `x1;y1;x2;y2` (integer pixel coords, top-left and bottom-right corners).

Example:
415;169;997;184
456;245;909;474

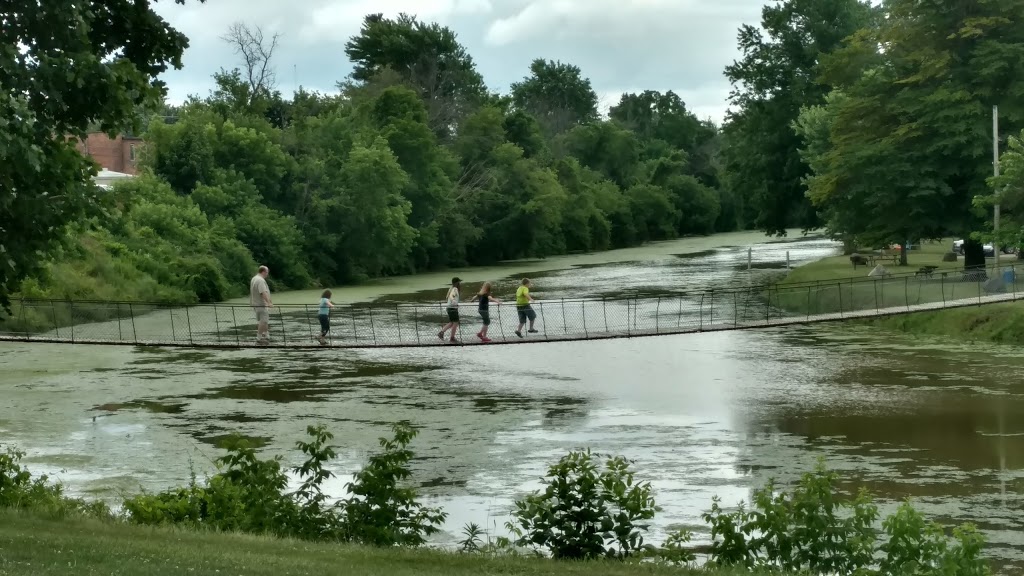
2;234;1023;573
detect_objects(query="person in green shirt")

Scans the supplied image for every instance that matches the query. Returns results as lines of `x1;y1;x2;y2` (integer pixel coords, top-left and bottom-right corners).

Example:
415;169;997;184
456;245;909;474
514;278;538;338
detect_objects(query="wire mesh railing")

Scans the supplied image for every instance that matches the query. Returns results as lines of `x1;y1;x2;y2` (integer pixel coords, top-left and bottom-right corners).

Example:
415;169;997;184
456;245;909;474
1;264;1021;348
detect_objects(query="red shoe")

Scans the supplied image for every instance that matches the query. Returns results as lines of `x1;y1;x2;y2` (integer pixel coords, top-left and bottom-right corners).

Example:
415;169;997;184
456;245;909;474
479;336;492;343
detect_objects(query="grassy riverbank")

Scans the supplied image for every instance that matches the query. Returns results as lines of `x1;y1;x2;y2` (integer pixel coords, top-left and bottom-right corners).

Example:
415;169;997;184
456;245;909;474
779;240;1024;343
0;510;753;576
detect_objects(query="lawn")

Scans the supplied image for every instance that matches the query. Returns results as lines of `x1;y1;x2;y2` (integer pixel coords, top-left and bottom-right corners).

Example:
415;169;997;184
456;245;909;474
767;239;1024;343
0;510;764;576
780;239;1006;286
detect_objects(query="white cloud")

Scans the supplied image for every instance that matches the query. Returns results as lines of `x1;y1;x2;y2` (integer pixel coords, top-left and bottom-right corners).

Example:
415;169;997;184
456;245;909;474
301;0;493;43
151;0;763;123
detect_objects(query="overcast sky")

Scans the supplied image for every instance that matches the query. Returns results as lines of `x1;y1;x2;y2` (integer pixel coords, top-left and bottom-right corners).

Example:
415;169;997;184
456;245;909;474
153;0;767;124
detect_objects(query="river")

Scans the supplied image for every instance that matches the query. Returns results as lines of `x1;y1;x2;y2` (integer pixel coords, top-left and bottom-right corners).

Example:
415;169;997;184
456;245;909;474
1;231;1022;573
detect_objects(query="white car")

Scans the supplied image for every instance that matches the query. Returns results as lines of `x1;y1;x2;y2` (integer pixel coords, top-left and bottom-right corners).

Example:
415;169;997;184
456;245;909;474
952;239;1013;256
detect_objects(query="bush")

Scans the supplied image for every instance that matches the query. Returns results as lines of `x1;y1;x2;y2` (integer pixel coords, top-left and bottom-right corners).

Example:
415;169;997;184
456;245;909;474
0;446;111;518
942;251;958;262
122;423;444;547
507;450;659;560
701;461;990;575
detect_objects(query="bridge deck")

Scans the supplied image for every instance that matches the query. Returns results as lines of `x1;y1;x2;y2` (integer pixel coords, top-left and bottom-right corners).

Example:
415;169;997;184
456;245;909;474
1;284;1018;349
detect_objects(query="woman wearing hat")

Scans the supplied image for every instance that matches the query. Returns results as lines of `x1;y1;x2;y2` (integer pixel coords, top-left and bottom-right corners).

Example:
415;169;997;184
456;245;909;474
438;277;462;344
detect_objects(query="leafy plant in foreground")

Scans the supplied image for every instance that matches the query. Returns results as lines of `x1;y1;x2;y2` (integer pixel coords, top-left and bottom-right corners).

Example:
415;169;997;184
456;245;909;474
123;423;443;547
341;423;447;546
508;449;658;560
0;446;110;518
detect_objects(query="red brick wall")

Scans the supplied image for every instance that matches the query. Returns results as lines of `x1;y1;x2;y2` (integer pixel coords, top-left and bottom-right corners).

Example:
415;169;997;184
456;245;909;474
74;133;143;175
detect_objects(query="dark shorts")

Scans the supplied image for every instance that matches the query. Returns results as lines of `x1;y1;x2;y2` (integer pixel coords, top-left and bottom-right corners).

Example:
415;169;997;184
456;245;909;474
479;309;491;325
318;314;330;334
447;307;460;322
517;305;536;323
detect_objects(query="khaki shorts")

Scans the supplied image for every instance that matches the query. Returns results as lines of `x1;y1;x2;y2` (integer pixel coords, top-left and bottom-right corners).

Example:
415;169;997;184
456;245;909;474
253;307;270;324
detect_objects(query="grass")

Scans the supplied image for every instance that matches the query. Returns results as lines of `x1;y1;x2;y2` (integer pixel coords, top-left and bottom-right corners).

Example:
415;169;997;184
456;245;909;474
859;302;1024;343
774;239;1024;343
0;510;763;576
780;239;968;285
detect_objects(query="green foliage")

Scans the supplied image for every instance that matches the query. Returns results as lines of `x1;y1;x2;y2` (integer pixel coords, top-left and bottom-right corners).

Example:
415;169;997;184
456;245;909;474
122;423;444;548
722;0;872;235
701;461;989;575
508;450;659;560
0;0;201;309
802;0;1024;260
511;59;600;137
0;430;995;574
0;446;111;518
342;423;447;546
6;5;755;308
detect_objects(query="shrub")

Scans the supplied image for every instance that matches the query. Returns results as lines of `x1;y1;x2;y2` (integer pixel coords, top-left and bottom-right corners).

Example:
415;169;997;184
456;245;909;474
123;423;443;547
702;460;991;575
0;446;111;518
341;423;447;546
508;450;658;560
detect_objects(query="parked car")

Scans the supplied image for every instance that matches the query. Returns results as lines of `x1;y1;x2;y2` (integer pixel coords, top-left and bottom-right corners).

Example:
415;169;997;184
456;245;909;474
952;239;1016;256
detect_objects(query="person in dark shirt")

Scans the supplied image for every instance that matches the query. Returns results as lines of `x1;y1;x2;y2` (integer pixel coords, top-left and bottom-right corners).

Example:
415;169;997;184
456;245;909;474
470;281;501;343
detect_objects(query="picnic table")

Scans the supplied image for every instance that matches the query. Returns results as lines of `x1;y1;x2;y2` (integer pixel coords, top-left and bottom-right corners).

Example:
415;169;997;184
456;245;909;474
867;251;900;266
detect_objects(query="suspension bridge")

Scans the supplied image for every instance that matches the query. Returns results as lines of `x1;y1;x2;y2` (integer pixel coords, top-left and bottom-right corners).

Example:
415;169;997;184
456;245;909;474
1;265;1021;349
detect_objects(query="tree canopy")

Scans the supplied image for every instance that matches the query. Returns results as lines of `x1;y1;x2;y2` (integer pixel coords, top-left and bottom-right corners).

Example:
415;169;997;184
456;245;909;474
5;0;1024;308
0;0;202;308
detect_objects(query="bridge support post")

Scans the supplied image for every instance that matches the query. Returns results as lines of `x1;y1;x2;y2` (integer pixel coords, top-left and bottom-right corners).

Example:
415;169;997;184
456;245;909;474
304;305;314;345
561;298;567;335
414;305;421;345
231;307;240;346
582;300;588;338
116;303;123;342
129;303;137;343
656;297;661;333
699;293;705;331
51;300;60;339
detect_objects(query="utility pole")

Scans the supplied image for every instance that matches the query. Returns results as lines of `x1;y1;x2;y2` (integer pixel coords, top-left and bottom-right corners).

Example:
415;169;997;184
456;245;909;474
994;105;1001;268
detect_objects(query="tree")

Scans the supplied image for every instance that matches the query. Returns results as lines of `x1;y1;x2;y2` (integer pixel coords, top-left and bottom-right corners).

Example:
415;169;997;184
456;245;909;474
511;59;599;137
221;22;280;109
987;131;1024;251
0;0;201;309
805;0;1024;267
722;0;872;236
344;13;487;139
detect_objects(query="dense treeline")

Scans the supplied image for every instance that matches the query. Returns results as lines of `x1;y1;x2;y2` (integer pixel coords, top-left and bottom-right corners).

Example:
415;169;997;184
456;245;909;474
5;0;1024;306
13;14;736;304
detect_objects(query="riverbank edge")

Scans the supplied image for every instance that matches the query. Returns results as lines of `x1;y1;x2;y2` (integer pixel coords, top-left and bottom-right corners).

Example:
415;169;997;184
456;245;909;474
0;509;761;576
779;252;1024;344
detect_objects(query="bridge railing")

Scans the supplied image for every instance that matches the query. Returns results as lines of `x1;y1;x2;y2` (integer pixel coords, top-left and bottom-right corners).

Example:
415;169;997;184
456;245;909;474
1;263;1021;347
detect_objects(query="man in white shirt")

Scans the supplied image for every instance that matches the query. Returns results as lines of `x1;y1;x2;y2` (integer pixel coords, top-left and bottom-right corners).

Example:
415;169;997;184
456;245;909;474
437;277;461;344
249;265;272;344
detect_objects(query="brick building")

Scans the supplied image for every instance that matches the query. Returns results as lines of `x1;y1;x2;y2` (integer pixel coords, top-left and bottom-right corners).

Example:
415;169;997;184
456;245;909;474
75;132;143;175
